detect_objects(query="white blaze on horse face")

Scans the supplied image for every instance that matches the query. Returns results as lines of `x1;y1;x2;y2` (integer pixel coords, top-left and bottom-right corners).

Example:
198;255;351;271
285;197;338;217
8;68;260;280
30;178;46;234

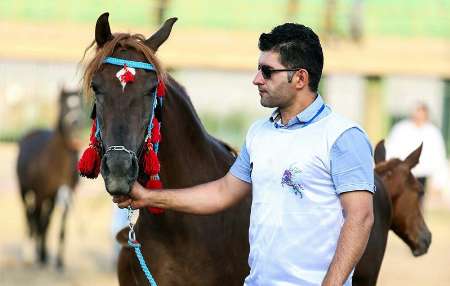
116;66;136;90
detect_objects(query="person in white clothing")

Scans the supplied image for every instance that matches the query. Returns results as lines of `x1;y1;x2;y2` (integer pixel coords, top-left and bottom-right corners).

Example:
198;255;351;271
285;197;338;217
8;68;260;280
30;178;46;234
114;22;374;285
386;103;449;207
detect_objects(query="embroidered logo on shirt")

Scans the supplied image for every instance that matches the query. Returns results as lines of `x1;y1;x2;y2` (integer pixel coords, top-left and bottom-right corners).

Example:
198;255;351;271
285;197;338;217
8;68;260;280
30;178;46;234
281;166;304;198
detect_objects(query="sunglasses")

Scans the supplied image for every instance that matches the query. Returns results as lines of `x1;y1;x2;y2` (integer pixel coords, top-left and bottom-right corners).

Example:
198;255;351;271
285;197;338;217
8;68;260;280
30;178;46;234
258;65;302;80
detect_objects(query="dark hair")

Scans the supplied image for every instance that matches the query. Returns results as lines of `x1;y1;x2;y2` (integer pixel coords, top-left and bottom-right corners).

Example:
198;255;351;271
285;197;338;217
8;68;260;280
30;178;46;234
259;23;323;92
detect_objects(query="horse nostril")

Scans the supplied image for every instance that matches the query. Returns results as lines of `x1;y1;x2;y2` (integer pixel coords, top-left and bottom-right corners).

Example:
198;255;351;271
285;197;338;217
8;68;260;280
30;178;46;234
101;156;110;177
128;154;139;182
423;231;432;246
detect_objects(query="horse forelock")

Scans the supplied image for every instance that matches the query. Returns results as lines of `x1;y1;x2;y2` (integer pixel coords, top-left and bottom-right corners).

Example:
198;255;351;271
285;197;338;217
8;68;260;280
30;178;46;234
81;33;166;99
375;158;402;175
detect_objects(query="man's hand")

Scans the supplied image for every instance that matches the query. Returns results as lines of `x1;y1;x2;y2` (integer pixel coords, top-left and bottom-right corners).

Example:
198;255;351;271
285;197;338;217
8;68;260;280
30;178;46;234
112;182;155;209
112;172;251;215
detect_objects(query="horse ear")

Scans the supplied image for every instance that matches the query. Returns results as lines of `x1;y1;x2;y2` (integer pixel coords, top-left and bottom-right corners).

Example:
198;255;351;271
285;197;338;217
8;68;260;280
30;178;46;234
404;143;423;169
145;17;178;52
374;139;386;164
375;161;390;175
95;12;113;48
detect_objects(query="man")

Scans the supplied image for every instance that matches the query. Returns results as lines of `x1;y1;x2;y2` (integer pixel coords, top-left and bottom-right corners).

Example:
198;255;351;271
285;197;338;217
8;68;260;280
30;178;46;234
386;103;448;208
114;23;374;285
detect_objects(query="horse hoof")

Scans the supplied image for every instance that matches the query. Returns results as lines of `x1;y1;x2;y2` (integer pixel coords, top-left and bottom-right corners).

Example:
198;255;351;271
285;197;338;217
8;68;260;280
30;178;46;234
56;259;65;272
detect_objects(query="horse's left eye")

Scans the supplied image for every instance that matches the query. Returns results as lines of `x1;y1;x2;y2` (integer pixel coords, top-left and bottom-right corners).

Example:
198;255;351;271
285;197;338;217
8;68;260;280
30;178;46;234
91;84;99;94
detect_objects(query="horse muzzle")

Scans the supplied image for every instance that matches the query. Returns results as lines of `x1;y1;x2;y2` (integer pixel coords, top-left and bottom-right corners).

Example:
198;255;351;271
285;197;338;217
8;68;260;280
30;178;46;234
412;227;432;257
101;146;139;195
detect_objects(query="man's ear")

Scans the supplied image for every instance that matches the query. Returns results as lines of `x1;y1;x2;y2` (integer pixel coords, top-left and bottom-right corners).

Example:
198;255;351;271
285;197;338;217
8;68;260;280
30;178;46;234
294;69;308;89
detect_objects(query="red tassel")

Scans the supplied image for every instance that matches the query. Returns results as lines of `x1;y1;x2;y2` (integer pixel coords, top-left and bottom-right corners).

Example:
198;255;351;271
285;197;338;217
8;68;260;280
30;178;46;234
78;120;101;178
145;179;162;189
147;206;165;214
143;143;160;175
78;145;101;178
120;65;135;83
156;79;165;97
145;179;164;214
151;118;161;144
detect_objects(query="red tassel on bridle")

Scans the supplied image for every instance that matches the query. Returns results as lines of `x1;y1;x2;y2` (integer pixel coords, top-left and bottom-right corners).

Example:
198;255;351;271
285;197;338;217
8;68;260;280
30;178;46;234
142;79;165;214
142;117;163;214
78;120;101;178
156;78;165;97
120;64;135;83
143;141;160;175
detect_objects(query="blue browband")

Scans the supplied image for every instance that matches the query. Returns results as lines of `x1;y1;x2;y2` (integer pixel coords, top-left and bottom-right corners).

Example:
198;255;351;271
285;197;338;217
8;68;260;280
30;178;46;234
103;56;156;71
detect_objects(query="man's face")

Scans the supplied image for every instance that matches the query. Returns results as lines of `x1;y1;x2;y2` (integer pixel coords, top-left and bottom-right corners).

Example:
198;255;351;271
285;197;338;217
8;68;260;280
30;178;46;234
253;51;296;108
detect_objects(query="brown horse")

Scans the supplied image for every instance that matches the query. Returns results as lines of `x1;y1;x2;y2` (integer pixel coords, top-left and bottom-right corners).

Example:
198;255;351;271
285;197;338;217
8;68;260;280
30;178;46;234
353;140;432;285
16;87;83;269
81;13;250;285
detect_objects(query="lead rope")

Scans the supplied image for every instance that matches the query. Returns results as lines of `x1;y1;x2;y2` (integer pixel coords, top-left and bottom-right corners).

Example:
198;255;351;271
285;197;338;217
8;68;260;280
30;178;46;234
127;207;158;286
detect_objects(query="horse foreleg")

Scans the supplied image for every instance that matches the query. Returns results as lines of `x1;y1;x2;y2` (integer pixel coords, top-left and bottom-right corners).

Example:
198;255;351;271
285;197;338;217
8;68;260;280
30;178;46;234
37;197;56;265
21;188;36;263
118;247;140;286
56;199;70;270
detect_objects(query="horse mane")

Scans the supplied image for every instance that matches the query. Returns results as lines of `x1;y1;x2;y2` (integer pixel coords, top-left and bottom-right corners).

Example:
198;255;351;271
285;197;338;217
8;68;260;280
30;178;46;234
81;33;166;98
211;136;238;158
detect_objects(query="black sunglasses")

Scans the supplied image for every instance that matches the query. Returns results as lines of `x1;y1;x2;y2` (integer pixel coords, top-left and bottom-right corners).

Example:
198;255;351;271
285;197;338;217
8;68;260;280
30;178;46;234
258;65;302;80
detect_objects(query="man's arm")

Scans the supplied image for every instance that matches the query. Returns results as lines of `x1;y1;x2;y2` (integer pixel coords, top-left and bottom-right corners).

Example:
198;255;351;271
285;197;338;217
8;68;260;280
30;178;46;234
114;172;251;215
322;190;374;286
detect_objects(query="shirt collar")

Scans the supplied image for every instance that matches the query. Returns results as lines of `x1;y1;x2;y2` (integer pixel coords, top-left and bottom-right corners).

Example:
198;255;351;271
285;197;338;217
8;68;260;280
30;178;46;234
270;94;326;128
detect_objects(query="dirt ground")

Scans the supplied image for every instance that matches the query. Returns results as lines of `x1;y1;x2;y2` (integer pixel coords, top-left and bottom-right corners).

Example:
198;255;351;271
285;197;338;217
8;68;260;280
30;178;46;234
0;143;449;286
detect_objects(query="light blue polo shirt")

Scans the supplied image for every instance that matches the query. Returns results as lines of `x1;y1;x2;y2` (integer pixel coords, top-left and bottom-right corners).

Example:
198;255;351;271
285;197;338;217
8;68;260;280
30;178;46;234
231;95;374;194
232;94;374;285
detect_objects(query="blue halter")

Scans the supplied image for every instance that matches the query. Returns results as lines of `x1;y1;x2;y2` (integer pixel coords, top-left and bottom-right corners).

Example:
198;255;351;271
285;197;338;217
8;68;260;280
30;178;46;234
100;56;160;286
103;56;156;71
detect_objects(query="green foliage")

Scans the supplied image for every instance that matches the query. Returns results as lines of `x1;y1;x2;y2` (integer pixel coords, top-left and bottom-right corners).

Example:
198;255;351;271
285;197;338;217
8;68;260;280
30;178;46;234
0;0;448;38
199;111;255;149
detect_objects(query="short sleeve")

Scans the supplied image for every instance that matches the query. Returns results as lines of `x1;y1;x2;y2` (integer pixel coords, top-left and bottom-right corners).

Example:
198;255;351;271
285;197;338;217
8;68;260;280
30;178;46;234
230;141;252;183
330;127;375;194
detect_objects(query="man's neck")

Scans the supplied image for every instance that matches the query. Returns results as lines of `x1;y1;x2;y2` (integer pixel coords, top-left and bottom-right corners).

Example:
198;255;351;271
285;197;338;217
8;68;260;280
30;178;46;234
279;91;317;125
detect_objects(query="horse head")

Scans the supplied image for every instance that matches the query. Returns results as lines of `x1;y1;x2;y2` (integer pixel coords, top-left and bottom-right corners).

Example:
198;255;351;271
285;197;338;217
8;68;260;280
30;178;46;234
81;12;177;195
374;140;432;256
57;87;84;149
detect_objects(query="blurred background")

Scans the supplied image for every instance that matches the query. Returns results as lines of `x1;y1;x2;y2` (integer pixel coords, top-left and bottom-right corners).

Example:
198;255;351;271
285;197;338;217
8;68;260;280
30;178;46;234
0;1;449;285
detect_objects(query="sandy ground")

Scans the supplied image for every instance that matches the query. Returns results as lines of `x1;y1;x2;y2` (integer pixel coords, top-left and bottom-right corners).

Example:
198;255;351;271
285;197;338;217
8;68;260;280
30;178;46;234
0;143;449;285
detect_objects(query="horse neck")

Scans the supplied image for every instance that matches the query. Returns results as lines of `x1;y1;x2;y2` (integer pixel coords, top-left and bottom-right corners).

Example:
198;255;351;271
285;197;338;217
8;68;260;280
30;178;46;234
50;120;74;154
374;174;393;227
158;77;235;187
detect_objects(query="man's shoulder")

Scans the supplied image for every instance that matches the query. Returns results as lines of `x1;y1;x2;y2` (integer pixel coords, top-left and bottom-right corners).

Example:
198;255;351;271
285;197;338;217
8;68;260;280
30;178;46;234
324;111;361;130
247;118;271;135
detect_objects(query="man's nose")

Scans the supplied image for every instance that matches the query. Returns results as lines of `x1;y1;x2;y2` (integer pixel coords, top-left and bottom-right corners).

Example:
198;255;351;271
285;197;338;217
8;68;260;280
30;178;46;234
253;70;265;85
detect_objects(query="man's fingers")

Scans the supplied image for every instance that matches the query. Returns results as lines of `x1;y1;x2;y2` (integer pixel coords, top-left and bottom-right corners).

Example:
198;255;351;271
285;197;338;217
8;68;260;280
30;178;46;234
113;195;128;203
117;199;132;209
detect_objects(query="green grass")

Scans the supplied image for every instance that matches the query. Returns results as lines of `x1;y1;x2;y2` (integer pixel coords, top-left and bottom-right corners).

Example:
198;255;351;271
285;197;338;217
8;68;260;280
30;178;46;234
200;111;255;148
0;0;449;38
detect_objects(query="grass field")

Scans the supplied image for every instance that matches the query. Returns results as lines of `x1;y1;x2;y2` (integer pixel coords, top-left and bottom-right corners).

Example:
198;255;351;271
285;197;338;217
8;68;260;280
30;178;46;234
0;0;449;38
0;143;449;285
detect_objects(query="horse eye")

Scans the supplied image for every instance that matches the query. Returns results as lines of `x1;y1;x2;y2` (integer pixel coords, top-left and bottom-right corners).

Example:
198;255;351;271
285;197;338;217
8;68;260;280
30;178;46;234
91;83;100;94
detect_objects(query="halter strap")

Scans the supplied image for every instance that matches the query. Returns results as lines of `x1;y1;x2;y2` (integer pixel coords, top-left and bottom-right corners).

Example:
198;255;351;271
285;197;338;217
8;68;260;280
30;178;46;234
103;56;156;71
